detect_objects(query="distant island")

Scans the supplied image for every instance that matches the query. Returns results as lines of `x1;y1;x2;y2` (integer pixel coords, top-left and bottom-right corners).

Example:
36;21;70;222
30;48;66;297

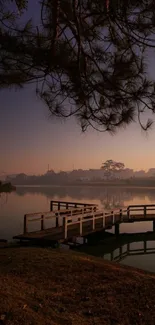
0;181;16;193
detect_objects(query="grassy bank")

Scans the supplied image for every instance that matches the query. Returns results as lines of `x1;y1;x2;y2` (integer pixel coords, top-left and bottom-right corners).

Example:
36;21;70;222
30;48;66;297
1;247;155;324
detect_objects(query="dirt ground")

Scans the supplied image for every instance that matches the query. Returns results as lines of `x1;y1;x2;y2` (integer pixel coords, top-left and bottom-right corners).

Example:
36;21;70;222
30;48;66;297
0;247;155;325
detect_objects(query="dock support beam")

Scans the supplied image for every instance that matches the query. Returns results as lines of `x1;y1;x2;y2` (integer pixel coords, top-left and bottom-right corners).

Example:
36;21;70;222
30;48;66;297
115;223;120;236
56;213;60;227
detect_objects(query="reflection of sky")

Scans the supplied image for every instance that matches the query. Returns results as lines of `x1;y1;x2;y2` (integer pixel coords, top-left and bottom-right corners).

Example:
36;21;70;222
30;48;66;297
1;4;155;174
121;253;155;273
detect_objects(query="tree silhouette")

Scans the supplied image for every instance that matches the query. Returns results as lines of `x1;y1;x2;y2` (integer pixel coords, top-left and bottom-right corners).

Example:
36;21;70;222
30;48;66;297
101;160;125;178
1;0;155;132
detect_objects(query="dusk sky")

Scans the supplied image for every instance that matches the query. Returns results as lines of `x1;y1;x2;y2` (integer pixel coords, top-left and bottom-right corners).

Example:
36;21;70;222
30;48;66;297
1;1;155;175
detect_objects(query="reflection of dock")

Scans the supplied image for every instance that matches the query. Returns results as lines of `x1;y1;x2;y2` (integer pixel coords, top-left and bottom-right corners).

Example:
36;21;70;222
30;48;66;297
103;232;155;262
13;202;155;244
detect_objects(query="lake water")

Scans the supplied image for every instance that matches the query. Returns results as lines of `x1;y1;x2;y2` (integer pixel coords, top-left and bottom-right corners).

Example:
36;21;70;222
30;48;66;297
1;185;155;272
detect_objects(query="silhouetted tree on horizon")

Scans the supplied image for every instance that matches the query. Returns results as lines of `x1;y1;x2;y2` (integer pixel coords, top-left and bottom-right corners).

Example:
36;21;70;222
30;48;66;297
101;159;125;178
1;0;155;132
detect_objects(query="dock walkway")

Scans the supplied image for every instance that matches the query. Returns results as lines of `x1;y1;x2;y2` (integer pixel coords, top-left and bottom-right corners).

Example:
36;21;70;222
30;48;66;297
13;201;155;243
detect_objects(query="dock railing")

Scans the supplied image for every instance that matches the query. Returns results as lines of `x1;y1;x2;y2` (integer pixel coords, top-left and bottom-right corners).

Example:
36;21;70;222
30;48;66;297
50;200;97;211
22;203;155;238
127;204;155;218
23;204;97;234
63;208;127;239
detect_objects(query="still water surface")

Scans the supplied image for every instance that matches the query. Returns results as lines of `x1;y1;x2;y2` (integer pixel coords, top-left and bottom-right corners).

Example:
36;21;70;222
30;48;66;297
1;185;155;272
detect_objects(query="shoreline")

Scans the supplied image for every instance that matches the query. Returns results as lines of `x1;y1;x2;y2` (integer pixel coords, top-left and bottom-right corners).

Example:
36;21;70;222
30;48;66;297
1;247;155;324
15;183;155;190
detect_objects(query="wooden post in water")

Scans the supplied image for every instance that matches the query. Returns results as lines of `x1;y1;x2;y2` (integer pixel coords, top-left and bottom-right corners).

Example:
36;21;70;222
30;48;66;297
127;242;130;253
119;245;122;256
111;251;114;261
144;206;146;217
23;215;27;234
144;240;147;253
55;213;60;227
50;201;53;211
83;237;87;245
41;215;44;231
153;220;155;232
115;223;120;236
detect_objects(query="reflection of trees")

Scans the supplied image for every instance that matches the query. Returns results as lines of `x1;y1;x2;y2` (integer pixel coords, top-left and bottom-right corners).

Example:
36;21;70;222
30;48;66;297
16;186;137;207
137;190;155;202
100;189;133;209
2;186;155;211
0;193;8;207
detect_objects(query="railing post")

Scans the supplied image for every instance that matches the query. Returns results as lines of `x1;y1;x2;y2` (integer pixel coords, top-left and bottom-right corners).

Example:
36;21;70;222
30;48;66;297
55;213;60;227
92;212;95;230
115;223;120;236
41;215;44;231
79;216;83;235
74;203;77;208
120;209;122;221
58;202;60;210
50;201;53;211
23;214;27;234
103;213;105;228
111;210;114;223
66;202;68;209
127;207;130;219
63;217;67;239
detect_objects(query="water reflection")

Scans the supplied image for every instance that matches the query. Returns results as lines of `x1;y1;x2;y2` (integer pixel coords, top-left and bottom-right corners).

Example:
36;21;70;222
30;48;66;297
77;230;155;273
3;185;155;207
0;193;8;207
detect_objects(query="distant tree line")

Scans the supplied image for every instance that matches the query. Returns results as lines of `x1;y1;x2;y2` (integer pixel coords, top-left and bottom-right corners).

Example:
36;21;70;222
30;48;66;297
6;161;155;185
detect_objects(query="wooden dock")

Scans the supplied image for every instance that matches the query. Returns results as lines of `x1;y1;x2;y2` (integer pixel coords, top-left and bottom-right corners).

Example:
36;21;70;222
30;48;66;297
13;201;155;244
